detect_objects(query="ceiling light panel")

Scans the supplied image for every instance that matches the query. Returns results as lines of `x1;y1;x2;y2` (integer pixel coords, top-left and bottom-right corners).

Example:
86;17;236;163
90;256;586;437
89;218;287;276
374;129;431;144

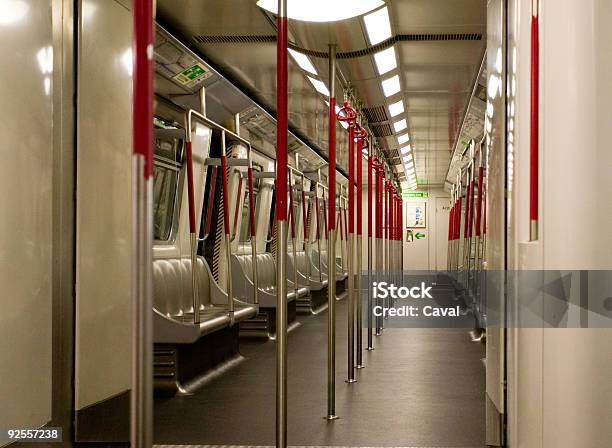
381;74;400;97
288;48;317;75
363;6;392;45
307;76;329;96
388;100;404;117
374;47;397;75
257;0;384;22
393;119;407;132
397;134;409;145
400;145;411;154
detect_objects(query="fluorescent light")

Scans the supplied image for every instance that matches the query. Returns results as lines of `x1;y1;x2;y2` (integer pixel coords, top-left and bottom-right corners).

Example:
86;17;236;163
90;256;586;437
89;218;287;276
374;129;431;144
0;0;28;25
393;118;407;133
363;6;392;45
257;0;384;22
37;46;53;74
307;76;329;96
288;48;317;75
374;47;397;75
397;134;409;145
400;145;411;154
388;100;404;117
381;74;401;97
402;155;410;163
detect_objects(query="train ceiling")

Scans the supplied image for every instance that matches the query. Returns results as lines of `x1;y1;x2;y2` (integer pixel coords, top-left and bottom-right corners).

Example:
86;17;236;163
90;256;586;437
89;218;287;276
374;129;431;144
156;0;486;190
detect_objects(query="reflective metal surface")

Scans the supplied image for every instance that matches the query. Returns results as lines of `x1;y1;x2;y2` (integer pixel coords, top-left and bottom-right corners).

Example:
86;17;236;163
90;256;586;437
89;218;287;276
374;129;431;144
155;0;486;188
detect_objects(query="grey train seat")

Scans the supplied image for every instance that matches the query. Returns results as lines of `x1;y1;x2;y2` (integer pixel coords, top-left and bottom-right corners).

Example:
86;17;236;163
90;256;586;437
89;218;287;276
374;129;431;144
311;249;348;295
287;251;329;314
231;252;304;338
152;256;257;393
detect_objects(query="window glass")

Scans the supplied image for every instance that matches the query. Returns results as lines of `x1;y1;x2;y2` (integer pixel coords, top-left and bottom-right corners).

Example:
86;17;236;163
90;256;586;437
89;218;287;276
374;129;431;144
153;164;179;241
153;119;183;242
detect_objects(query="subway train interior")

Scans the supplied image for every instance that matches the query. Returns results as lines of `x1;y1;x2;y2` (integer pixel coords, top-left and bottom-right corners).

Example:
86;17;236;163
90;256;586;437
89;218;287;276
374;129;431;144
2;0;612;447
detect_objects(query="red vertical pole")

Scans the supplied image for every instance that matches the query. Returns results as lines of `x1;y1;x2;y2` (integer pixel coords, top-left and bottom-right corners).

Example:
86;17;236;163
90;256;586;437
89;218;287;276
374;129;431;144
448;202;454;242
375;164;382;239
131;0;154;446
315;196;321;240
368;156;373;238
464;181;470;239
301;190;308;241
275;0;288;445
356;136;363;237
456;196;463;241
530;0;539;240
322;198;329;240
348;124;355;236
248;168;256;238
475;167;484;237
221;155;231;236
468;180;474;238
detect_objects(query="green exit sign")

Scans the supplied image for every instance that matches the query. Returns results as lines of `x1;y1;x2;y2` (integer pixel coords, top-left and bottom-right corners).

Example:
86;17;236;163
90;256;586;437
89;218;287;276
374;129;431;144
403;191;428;198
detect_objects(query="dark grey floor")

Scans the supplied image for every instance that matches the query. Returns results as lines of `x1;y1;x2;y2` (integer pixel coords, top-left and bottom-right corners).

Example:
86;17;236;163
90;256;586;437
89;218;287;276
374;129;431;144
154;295;486;447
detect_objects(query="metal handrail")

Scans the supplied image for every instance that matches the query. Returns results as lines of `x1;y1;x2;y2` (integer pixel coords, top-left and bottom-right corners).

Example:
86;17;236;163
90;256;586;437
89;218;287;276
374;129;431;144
185;109;260;324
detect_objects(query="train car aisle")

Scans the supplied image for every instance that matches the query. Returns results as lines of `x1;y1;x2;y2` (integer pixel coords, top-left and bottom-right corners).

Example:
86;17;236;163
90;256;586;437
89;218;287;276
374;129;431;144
154;292;485;447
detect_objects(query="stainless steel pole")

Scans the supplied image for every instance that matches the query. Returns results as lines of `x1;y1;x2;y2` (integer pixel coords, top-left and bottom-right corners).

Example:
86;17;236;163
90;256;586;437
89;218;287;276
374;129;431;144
221;132;234;318
325;43;339;420
366;148;374;350
131;0;153;446
276;0;289;444
355;127;365;368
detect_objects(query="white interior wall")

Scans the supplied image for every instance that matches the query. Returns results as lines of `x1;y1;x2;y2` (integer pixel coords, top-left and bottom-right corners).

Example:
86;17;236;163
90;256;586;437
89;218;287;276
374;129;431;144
0;0;53;437
75;0;132;410
401;189;451;271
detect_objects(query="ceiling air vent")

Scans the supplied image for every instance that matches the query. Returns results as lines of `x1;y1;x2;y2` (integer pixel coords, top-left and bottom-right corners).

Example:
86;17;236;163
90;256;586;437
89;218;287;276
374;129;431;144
363;105;389;123
386;148;400;160
371;123;393;138
194;35;276;44
397;33;482;42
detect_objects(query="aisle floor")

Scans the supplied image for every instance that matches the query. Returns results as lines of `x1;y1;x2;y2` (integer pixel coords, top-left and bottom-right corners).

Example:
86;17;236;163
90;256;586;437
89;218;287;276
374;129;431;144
154;294;486;447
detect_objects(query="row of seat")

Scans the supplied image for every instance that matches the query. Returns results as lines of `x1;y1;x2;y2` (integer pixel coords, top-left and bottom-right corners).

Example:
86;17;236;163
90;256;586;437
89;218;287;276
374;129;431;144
153;249;346;341
152;249;345;393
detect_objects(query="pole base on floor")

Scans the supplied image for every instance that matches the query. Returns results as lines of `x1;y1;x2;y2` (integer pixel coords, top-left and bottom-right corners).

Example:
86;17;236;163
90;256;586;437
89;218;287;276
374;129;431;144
324;414;340;421
345;379;357;383
356;364;365;369
366;347;375;351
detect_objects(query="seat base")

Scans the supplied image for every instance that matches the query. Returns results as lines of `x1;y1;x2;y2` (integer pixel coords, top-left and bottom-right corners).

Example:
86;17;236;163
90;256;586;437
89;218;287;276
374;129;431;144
239;300;299;339
336;277;347;296
296;287;329;315
154;324;241;395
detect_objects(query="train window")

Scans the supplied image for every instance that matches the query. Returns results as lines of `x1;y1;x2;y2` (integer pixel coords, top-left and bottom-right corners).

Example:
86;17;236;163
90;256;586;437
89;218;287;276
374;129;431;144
153;164;179;241
153;118;183;243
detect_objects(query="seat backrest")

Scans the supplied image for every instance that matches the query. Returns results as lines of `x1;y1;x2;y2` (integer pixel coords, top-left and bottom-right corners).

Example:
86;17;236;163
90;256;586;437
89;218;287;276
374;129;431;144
153;256;212;317
234;252;277;289
295;251;307;274
292;251;308;273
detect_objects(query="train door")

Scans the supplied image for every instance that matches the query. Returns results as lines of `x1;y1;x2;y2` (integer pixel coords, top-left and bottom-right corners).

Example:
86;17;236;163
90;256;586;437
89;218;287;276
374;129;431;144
485;0;507;445
1;1;76;445
435;197;451;270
